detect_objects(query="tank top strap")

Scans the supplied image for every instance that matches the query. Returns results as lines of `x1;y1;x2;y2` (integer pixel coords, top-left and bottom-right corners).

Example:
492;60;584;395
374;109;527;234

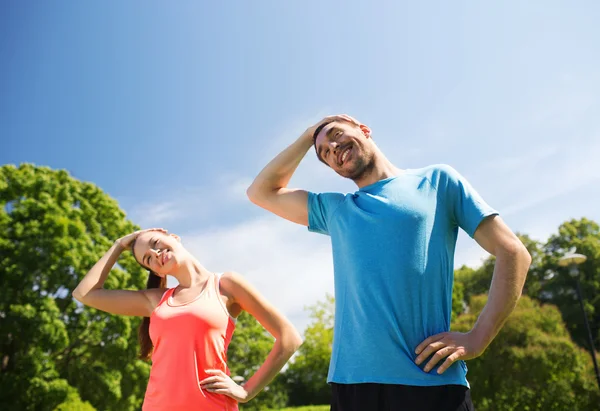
213;272;237;323
213;272;223;296
157;287;175;306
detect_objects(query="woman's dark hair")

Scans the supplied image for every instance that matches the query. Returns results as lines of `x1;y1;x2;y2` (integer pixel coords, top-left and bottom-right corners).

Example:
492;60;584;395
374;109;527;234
139;271;166;360
131;237;167;360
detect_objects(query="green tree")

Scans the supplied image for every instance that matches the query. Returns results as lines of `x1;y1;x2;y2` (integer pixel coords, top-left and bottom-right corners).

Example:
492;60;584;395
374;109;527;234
517;234;545;297
0;164;150;410
454;262;491;306
452;267;470;319
452;294;600;411
455;234;545;306
537;218;600;350
285;295;334;407
53;392;96;411
227;311;288;411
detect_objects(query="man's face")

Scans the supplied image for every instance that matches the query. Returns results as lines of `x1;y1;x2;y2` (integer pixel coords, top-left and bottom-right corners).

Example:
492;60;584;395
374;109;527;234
314;121;374;180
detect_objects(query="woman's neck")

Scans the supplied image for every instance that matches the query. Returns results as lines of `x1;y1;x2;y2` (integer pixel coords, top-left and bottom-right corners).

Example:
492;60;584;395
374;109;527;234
171;256;211;288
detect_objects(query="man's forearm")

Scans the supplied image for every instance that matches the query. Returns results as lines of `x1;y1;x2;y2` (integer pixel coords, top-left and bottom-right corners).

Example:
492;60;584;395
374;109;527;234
471;246;531;348
247;134;313;199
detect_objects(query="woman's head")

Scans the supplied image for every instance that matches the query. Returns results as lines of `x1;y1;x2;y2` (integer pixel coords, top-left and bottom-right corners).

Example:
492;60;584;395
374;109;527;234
131;231;184;277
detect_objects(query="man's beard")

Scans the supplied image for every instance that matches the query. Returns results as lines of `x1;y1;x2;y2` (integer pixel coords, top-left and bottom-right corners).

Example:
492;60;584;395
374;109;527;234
338;152;376;182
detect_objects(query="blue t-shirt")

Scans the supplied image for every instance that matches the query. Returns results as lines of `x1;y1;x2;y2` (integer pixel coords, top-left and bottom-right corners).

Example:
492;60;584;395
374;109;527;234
307;164;498;387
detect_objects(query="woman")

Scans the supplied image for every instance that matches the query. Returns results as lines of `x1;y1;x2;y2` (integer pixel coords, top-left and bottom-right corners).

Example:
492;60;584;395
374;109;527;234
73;228;302;411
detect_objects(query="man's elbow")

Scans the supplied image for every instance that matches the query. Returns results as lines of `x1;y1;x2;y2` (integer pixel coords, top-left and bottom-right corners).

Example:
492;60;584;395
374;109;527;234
501;239;532;278
501;238;530;260
246;183;273;207
522;246;532;267
513;240;532;268
246;184;261;204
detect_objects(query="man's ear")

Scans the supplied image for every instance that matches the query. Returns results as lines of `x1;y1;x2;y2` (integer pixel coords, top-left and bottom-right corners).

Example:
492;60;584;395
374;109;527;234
360;124;372;138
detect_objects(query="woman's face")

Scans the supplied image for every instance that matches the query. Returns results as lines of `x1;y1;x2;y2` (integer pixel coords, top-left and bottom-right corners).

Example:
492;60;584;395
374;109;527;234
132;231;183;276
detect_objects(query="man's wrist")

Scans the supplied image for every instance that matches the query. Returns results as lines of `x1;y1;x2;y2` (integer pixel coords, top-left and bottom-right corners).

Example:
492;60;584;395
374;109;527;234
469;323;493;351
299;130;314;146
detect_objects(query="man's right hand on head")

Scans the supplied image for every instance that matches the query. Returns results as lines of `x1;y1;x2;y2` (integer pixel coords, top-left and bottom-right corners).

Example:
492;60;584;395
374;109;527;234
302;114;360;144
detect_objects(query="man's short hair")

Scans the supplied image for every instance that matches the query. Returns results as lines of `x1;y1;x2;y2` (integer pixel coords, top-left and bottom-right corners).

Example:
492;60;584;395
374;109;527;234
312;120;336;147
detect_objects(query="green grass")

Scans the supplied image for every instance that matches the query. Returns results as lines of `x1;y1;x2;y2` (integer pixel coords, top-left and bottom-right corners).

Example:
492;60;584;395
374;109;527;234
267;406;329;411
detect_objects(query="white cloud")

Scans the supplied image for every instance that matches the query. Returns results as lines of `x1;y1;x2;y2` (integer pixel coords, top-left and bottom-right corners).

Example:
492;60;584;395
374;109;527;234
126;186;207;229
128;201;179;227
181;216;335;334
126;176;253;232
126;111;351;232
225;176;254;203
529;81;597;128
495;135;600;217
455;232;493;268
484;144;559;175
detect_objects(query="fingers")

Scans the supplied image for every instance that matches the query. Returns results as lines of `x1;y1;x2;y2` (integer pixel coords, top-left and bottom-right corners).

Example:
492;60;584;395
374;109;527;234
414;332;478;375
437;352;463;374
199;370;234;394
198;376;220;385
199;370;228;387
204;369;225;376
142;228;167;234
313;114;359;131
415;340;446;365
339;114;359;124
415;332;446;355
129;228;167;241
202;381;229;390
414;333;469;374
423;346;455;372
127;228;167;239
324;114;359;125
209;389;232;396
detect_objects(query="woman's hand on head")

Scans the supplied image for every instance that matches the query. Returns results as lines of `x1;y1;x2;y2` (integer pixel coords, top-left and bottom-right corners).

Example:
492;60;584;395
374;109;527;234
116;228;167;250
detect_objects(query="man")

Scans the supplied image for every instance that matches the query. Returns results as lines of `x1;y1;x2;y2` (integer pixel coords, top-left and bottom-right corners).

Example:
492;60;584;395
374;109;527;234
247;114;531;411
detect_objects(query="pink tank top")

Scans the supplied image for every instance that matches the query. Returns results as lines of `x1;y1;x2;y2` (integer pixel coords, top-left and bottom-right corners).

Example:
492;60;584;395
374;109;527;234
143;273;238;411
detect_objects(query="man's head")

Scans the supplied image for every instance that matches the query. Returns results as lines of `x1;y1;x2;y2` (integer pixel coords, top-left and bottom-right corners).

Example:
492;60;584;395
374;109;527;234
312;117;376;181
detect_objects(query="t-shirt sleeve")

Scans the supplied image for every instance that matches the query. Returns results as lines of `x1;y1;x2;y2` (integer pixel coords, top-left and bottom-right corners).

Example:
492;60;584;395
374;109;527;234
438;164;499;238
307;192;346;235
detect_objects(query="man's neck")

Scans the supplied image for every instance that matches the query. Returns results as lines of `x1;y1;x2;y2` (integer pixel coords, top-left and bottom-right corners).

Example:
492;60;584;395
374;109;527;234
354;156;403;188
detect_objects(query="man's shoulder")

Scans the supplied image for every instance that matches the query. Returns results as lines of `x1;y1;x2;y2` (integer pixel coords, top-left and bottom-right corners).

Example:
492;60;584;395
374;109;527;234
309;190;351;198
308;191;351;207
405;164;460;187
406;163;455;176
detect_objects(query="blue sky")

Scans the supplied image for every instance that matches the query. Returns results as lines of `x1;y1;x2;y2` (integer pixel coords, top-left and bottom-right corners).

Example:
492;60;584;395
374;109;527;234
3;1;600;332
